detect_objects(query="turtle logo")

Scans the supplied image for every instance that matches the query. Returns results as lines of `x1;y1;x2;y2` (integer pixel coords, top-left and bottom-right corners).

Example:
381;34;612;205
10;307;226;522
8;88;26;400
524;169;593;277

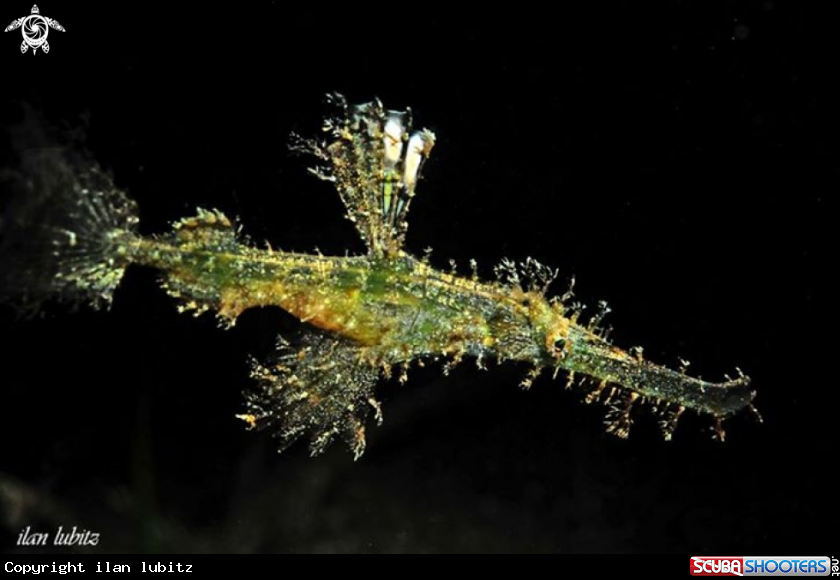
5;5;64;54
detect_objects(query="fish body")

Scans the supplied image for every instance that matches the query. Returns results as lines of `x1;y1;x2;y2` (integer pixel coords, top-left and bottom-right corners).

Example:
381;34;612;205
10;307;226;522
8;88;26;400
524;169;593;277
0;95;756;458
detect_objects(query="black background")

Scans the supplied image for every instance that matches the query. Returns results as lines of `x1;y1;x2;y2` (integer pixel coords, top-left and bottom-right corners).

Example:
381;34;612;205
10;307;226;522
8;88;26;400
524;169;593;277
0;3;835;553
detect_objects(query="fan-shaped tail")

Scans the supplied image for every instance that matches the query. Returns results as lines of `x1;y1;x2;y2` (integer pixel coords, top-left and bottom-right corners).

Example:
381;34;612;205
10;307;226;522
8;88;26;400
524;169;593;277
1;146;140;312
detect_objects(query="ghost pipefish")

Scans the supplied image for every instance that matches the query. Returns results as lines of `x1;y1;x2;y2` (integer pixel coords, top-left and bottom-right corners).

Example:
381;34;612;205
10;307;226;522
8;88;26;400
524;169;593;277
0;94;758;458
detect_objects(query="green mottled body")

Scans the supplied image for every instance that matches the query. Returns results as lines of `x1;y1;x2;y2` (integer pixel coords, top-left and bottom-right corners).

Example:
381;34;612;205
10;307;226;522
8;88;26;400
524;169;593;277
140;237;546;361
136;217;754;441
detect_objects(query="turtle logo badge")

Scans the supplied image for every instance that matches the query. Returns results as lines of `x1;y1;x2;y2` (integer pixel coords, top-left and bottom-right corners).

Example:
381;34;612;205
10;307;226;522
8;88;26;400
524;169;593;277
5;5;64;54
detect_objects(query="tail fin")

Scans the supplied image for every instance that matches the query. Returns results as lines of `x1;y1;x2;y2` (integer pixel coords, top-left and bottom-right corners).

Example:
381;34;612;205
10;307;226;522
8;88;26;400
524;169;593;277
0;146;139;312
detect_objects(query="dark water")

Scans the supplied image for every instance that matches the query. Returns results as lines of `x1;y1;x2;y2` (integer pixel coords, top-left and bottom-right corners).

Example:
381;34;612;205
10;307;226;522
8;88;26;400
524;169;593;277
0;3;834;553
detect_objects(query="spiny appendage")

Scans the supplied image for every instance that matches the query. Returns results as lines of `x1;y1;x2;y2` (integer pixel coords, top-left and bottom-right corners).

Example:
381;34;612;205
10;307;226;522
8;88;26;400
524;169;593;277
0;149;139;311
238;331;382;459
170;208;238;249
493;256;560;296
293;93;435;257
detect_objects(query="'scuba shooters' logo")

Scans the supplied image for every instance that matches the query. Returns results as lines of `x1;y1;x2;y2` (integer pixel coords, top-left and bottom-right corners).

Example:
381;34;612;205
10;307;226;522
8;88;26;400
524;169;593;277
4;5;64;54
691;557;834;577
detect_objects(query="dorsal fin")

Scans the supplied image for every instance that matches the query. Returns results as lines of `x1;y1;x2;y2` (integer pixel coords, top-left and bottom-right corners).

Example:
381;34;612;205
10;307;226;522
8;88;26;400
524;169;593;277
170;208;238;252
298;94;436;258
